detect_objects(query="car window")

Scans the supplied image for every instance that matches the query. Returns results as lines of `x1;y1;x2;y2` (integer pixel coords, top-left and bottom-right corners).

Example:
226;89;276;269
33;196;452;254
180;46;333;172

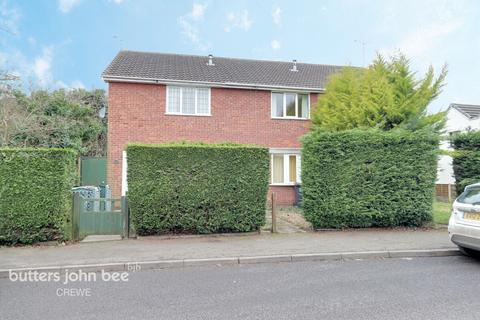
458;188;480;205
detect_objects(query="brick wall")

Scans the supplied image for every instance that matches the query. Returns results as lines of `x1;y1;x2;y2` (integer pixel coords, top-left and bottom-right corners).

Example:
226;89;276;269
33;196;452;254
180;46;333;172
107;82;319;205
268;186;297;206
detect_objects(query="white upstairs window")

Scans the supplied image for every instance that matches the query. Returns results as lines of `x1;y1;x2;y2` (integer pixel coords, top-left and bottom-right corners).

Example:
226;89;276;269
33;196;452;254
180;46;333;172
271;92;310;119
166;86;211;116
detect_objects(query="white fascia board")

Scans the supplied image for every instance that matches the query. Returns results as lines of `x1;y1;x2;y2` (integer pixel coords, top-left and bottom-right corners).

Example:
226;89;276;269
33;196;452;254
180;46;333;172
102;75;325;93
269;148;301;154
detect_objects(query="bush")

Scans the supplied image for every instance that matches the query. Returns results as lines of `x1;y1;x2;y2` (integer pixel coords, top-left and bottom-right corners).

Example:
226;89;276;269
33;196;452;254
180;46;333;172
126;142;269;235
452;131;480;193
0;148;76;244
457;177;480;194
301;129;438;229
452;131;480;150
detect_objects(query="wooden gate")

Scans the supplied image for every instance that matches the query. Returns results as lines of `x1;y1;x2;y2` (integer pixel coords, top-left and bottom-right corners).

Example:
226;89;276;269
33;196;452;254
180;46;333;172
71;193;129;241
80;157;107;186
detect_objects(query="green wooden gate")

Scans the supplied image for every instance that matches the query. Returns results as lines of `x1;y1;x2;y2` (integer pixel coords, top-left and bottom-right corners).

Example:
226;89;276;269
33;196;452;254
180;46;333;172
71;193;129;241
80;157;107;186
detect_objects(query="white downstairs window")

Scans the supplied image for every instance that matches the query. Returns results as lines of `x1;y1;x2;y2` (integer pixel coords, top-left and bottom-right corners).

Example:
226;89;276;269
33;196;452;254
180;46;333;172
166;86;211;116
270;151;301;185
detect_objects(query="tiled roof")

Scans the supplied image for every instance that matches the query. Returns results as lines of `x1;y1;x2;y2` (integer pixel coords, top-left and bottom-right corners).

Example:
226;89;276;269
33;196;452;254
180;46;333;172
102;51;345;90
451;103;480;119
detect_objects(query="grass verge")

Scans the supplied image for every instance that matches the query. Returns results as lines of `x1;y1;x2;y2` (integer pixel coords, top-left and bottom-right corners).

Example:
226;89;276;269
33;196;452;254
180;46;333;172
433;201;452;225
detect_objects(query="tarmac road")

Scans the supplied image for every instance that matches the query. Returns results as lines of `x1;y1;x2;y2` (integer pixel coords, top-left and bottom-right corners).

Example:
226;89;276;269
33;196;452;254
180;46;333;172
1;255;479;320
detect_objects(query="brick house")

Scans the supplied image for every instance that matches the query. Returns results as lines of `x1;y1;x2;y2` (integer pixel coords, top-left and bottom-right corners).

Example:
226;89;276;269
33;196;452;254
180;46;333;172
102;50;342;205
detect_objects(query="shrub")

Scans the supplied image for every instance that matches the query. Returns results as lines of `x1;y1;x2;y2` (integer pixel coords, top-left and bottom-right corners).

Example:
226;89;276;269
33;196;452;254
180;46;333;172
452;131;480;150
301;129;438;229
452;131;480;193
457;177;480;194
126;142;269;235
0;148;76;244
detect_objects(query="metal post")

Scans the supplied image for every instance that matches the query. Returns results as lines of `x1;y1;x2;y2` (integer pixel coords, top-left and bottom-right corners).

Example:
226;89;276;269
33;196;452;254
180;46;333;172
271;192;277;233
71;192;81;241
122;196;129;239
77;157;82;186
71;193;75;241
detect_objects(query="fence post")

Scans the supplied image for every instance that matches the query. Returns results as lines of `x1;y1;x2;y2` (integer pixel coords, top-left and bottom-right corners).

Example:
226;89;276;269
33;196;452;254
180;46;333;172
71;192;81;241
122;196;129;239
448;184;452;202
271;192;277;233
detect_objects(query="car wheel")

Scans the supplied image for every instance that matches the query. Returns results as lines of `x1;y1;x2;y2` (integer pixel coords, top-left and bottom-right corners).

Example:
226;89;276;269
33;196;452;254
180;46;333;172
458;246;480;258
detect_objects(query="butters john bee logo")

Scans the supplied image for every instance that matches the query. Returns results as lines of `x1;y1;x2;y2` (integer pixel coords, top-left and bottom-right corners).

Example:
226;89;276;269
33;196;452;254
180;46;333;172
8;263;141;297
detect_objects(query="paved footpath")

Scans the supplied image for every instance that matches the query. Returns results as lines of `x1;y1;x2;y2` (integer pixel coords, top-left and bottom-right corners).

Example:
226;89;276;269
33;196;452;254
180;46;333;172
0;229;456;271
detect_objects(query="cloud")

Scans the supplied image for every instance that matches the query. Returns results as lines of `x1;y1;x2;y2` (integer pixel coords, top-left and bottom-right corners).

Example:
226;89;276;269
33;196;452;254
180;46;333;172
272;7;281;26
270;40;281;51
70;80;85;89
224;10;252;32
178;3;209;51
108;0;125;3
379;0;469;59
191;3;206;21
0;45;77;89
58;79;86;90
33;47;53;87
0;4;81;91
58;0;82;13
178;17;207;50
0;0;21;34
395;19;463;58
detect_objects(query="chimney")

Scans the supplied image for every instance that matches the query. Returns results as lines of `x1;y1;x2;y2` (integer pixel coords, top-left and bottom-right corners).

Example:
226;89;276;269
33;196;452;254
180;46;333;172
290;59;298;72
207;54;215;66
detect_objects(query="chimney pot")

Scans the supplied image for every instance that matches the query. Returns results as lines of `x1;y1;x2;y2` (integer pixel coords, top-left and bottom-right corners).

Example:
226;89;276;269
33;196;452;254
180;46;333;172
207;54;215;66
291;59;298;72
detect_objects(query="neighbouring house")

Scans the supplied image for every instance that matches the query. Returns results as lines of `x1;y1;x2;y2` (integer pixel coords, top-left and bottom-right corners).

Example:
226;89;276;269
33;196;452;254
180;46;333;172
102;50;343;205
436;103;480;200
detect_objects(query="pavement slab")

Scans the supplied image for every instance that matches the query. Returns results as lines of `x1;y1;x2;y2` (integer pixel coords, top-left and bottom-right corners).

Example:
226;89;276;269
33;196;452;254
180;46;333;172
0;229;455;271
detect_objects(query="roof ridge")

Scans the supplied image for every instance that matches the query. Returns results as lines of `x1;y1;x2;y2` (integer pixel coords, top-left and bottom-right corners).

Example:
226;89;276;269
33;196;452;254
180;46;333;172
450;103;480;119
118;50;352;69
450;103;480;108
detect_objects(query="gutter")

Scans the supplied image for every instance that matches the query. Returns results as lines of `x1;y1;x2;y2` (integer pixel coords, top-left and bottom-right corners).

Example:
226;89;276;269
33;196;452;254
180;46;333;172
101;75;326;93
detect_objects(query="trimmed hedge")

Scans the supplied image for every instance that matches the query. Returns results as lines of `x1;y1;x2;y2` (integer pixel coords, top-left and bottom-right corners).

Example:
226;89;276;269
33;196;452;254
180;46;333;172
452;131;480;150
0;148;76;244
301;130;439;228
452;131;480;193
126;142;269;235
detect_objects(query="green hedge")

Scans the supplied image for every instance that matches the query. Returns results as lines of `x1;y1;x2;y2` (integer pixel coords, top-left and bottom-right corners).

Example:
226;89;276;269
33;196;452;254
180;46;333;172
301;130;439;228
452;131;480;193
0;148;76;244
452;131;480;150
126;142;269;235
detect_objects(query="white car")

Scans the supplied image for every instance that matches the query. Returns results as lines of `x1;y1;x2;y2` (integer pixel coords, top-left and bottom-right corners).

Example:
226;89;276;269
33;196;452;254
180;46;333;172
449;183;480;256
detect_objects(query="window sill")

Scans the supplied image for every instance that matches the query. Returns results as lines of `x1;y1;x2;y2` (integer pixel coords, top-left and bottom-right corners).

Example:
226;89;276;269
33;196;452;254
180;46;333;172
271;117;310;121
165;113;212;117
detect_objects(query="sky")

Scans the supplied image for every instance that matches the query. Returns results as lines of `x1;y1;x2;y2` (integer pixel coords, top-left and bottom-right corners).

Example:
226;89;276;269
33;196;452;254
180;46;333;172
1;0;479;112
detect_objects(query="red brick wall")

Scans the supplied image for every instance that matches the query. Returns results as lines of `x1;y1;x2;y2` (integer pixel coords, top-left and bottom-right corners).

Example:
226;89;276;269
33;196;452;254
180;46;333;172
107;82;319;205
268;186;297;206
